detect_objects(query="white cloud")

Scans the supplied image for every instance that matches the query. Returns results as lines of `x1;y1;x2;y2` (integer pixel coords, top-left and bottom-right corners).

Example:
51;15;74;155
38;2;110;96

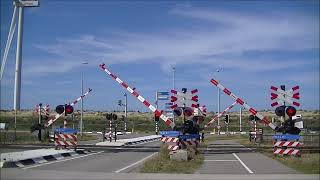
27;7;318;76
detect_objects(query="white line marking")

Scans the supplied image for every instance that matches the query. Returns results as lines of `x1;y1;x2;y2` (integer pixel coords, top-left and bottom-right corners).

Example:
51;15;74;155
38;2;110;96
22;151;104;170
115;152;157;173
204;160;238;162
232;153;253;174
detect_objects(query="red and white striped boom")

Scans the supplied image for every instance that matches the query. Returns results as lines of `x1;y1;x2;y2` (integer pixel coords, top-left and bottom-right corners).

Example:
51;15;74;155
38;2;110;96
99;63;175;129
205;101;237;128
210;79;277;130
45;88;93;128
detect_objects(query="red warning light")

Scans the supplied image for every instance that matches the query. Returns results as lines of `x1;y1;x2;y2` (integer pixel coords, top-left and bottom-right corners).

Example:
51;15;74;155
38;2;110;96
286;106;296;117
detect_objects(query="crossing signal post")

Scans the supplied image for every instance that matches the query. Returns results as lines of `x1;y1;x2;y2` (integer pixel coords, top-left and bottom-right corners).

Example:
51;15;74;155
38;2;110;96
270;84;300;135
105;113;118;142
224;114;229;135
154;113;160;135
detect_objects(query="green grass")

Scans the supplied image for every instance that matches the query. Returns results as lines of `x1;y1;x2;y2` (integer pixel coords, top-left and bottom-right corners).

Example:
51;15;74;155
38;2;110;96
140;146;204;174
265;153;320;174
78;134;97;141
0;131;46;144
0;131;97;144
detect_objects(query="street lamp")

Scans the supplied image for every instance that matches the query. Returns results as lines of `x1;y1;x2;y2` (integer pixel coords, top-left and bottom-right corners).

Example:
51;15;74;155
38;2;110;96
216;69;221;136
124;93;127;132
172;66;175;123
80;62;88;136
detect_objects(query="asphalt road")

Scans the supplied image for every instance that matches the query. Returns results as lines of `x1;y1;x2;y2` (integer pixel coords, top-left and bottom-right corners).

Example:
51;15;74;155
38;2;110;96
197;140;297;174
1;139;319;180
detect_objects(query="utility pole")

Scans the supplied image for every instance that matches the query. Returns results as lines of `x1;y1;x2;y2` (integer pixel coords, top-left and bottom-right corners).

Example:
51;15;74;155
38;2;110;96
80;62;88;136
172;67;175;124
124;93;127;132
239;107;242;132
216;69;221;136
218;87;220;135
38;103;42;141
155;91;159;134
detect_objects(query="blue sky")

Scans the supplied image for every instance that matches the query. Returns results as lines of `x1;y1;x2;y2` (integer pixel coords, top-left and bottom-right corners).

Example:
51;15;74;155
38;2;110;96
1;0;319;112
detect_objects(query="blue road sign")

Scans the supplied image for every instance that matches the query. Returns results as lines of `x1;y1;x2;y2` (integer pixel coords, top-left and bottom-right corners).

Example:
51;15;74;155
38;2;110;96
158;92;169;95
273;134;300;140
158;96;169;100
54;128;78;134
160;131;180;137
179;134;200;140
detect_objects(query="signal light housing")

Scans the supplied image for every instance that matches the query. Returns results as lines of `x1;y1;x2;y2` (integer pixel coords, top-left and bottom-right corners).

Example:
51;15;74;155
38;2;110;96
55;105;65;114
64;104;74;116
275;106;286;117
224;114;229;124
173;107;182;117
183;107;193;117
286;106;296;117
249;115;260;121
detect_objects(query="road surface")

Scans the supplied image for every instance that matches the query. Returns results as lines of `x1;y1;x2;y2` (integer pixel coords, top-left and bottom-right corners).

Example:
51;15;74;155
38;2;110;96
1;139;319;180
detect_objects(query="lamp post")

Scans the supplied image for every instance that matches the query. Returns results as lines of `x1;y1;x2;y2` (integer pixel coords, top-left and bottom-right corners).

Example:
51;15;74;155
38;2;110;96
124;93;127;132
80;62;88;136
216;69;221;136
172;66;175;123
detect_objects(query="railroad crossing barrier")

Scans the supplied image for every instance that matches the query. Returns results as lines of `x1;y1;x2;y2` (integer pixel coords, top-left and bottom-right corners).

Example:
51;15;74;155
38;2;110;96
272;134;301;156
160;131;200;151
54;128;77;150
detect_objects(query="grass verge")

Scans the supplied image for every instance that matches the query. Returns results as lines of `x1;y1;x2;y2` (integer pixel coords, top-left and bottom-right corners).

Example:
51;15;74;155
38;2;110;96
140;145;204;174
264;153;320;174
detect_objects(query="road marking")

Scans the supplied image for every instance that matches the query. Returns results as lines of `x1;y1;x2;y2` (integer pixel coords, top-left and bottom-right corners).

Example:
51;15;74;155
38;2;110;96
115;152;158;173
204;160;238;162
22;151;104;170
232;153;253;174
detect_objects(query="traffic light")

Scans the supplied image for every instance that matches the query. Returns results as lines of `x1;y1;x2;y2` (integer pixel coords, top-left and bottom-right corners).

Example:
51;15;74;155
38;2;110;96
64;104;74;116
55;105;65;114
173;107;183;116
112;113;118;120
106;113;112;120
224;114;229;124
275;105;286;117
183;107;193;117
286;106;296;117
55;104;73;115
106;113;117;120
249;115;260;121
154;113;160;121
118;100;122;106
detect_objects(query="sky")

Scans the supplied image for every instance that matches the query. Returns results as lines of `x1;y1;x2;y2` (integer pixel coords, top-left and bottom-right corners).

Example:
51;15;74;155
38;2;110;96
0;0;319;113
